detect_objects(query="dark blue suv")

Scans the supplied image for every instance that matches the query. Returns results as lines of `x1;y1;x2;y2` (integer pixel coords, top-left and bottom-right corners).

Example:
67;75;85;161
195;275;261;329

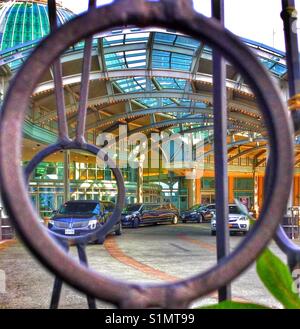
48;200;122;244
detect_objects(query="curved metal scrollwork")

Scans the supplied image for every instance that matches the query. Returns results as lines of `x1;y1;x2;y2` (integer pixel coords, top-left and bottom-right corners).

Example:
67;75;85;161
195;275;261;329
0;0;294;308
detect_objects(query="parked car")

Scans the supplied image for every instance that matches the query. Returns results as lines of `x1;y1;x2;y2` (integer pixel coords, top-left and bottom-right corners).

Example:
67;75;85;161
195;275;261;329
211;204;250;236
205;203;216;214
121;203;179;228
180;204;213;223
48;200;122;244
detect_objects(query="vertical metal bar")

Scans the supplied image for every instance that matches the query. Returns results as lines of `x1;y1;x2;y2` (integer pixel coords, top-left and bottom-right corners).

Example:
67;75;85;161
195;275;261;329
281;0;299;209
269;2;300;271
47;0;69;142
76;0;96;144
50;240;69;309
0;216;2;242
50;276;64;309
76;244;97;309
211;0;231;301
281;0;300;97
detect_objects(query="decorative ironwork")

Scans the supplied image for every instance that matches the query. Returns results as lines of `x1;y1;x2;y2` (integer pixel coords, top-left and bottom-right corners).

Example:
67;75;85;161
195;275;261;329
0;0;295;308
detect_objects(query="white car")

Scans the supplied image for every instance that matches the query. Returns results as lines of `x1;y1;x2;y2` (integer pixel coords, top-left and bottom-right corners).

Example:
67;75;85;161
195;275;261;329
211;204;250;236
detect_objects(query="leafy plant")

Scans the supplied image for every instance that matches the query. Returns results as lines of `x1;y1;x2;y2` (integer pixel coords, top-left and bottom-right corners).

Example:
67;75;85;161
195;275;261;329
198;200;300;309
201;301;268;309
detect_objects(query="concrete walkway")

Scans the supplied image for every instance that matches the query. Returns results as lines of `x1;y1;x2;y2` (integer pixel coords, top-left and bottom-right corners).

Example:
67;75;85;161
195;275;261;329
0;223;295;309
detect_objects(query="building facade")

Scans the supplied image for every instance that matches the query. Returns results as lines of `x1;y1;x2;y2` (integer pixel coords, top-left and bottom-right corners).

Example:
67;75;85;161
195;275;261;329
0;0;298;219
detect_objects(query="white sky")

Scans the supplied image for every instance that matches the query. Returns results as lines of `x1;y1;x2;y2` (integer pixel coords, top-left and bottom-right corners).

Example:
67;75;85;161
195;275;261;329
61;0;300;51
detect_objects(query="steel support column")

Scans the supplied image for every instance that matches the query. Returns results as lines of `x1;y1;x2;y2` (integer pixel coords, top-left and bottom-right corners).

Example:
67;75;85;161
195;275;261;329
212;0;231;301
64;151;70;202
187;178;196;208
137;161;143;204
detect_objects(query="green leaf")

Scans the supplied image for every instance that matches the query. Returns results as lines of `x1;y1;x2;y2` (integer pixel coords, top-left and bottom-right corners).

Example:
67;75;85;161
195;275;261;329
256;248;300;309
198;301;269;309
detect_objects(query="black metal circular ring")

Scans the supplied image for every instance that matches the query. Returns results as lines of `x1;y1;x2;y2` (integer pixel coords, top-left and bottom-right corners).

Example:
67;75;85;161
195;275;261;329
24;141;125;244
0;0;294;308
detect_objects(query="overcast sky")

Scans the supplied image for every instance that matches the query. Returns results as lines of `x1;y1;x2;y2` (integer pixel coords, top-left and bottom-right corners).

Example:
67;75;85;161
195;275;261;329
61;0;300;51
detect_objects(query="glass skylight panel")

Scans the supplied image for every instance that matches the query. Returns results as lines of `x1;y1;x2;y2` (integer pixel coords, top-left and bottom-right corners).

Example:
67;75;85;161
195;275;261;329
152;50;170;69
162;98;174;106
154;32;176;45
194;102;208;108
201;45;212;60
125;32;149;44
259;57;287;76
139;98;174;108
178;99;208;109
134;77;147;85
175;36;200;50
104;52;126;70
179;99;192;106
156;77;187;90
171;53;192;71
139;98;158;107
270;63;287;76
152;50;192;71
103;34;124;47
125;50;147;68
259;57;274;69
115;77;146;92
116;79;141;92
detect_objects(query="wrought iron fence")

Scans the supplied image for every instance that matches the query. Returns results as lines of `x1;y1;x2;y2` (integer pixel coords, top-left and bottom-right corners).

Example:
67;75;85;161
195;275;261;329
0;0;299;308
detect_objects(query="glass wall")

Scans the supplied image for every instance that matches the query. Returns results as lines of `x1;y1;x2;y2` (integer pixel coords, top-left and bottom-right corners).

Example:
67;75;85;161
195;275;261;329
26;161;162;218
234;178;254;209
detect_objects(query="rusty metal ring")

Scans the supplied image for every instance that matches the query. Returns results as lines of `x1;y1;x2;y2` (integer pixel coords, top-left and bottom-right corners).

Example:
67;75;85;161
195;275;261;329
24;141;125;244
0;0;294;308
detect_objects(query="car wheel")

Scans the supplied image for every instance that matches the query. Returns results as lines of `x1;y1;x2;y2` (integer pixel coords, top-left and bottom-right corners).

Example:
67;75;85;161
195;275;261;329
211;231;216;236
132;217;140;228
115;223;122;236
172;215;179;225
182;219;187;223
197;214;204;223
96;236;105;245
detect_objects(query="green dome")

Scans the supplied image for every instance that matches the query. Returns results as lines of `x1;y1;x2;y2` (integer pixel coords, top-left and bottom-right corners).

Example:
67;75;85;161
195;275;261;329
0;0;74;51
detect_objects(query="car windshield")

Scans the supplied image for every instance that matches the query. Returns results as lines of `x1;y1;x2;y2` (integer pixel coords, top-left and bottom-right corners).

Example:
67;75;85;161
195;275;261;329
228;205;242;214
59;202;99;215
144;205;159;210
124;204;141;213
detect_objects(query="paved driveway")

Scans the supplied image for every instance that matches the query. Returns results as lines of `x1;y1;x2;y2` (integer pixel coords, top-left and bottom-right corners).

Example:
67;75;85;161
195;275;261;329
0;223;294;308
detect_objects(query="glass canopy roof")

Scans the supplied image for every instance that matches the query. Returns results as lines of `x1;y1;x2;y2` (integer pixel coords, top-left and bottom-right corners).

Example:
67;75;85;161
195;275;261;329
0;26;288;134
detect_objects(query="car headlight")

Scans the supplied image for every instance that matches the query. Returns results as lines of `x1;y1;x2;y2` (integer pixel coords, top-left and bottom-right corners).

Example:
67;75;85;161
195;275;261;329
48;220;54;227
88;219;98;230
239;216;248;221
